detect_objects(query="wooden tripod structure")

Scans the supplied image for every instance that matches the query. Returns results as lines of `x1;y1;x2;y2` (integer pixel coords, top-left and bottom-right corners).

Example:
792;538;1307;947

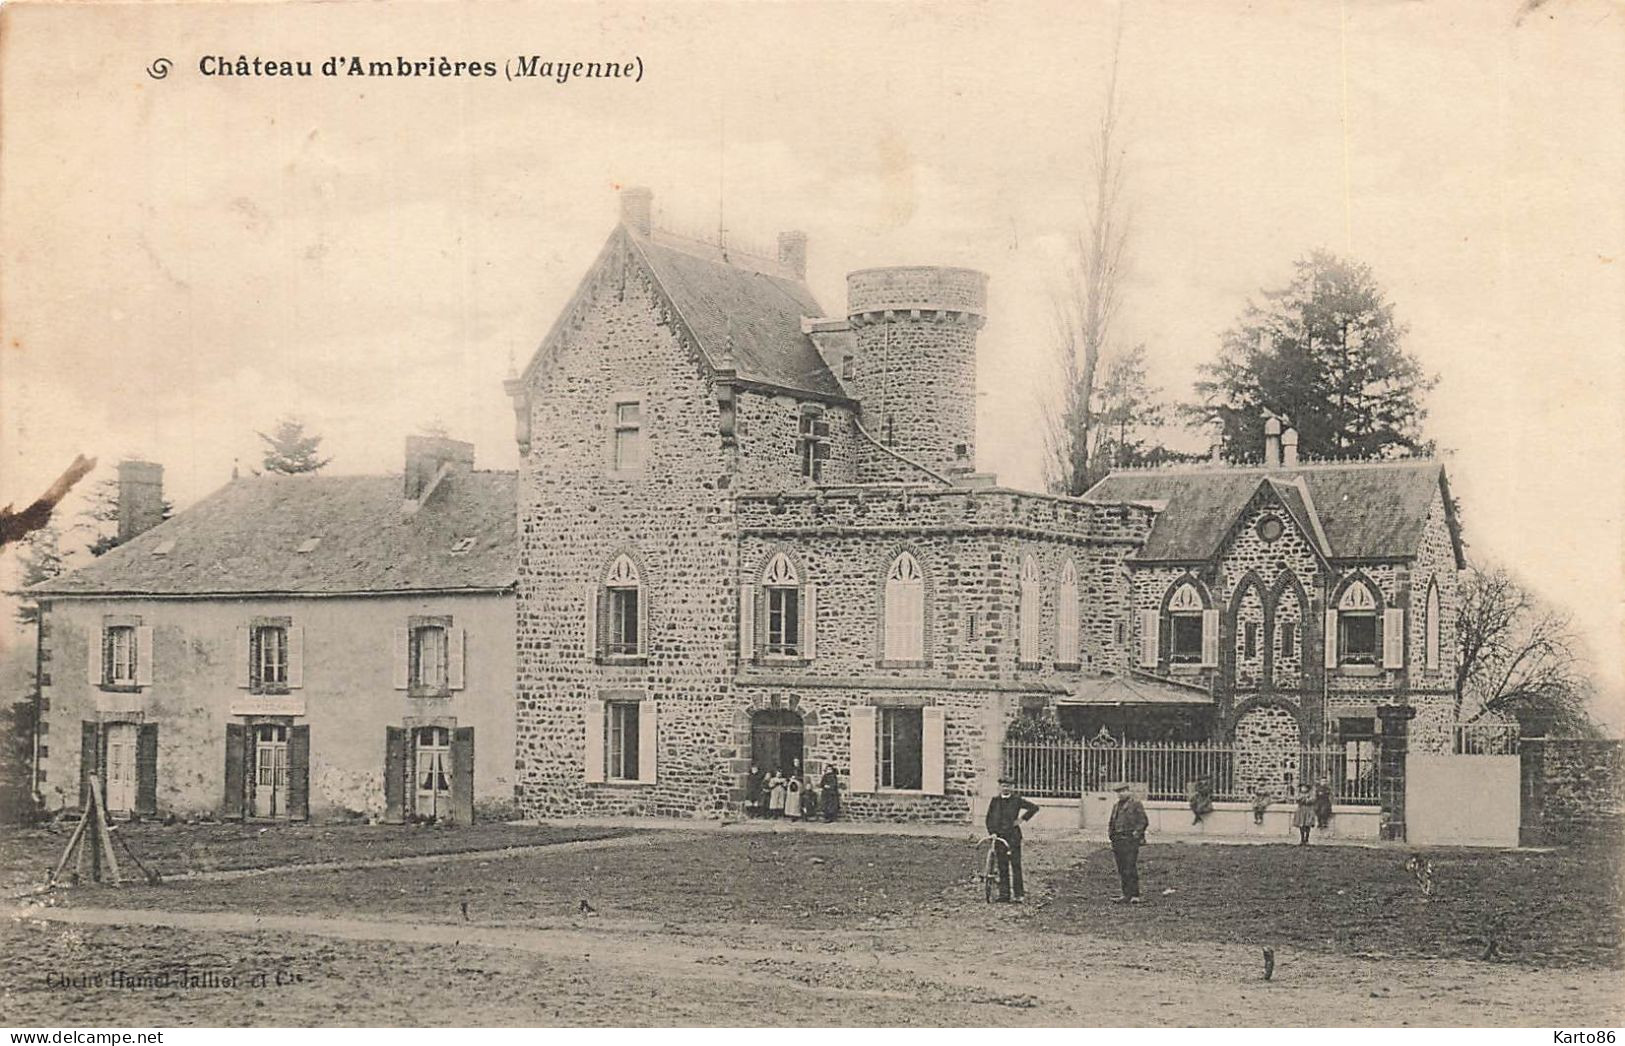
49;774;158;886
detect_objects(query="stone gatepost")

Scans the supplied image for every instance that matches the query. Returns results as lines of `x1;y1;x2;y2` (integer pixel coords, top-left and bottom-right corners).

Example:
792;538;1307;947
1376;704;1417;841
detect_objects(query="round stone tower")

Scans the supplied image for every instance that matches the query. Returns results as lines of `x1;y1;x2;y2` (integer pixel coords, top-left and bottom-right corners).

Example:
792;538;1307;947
845;266;988;477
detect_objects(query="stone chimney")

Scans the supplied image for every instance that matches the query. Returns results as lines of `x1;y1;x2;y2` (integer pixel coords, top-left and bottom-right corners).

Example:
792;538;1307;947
1263;416;1282;467
619;186;653;237
404;436;475;511
1282;426;1300;466
777;231;807;279
117;460;165;543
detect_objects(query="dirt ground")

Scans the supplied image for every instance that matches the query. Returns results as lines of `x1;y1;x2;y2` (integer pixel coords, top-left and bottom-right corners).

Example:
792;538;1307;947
4;827;1621;1026
0;820;625;894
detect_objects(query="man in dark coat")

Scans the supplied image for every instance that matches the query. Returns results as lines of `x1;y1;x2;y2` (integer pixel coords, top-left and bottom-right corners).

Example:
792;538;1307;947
1108;782;1149;903
985;775;1040;903
745;765;765;817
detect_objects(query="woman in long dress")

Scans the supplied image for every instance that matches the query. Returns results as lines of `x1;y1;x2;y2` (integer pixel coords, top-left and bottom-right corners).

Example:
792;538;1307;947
767;770;787;818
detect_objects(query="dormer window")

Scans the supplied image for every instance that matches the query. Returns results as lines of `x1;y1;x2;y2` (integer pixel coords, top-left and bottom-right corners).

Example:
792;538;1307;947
296;537;321;554
1167;583;1205;664
1335;582;1378;665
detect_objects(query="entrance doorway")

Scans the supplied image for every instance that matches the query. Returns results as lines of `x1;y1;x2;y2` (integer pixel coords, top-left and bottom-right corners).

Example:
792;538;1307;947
104;723;138;815
253;723;290;818
750;708;805;776
414;726;452;821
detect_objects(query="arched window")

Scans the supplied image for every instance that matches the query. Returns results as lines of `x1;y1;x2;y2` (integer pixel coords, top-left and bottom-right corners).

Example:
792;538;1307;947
602;553;642;657
1018;556;1042;666
1167;582;1205;664
884;552;925;663
763;553;802;657
1056;559;1080;666
1335;581;1377;665
1425;580;1441;671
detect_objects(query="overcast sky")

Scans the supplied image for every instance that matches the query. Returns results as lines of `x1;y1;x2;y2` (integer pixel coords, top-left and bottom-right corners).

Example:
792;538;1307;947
2;0;1620;721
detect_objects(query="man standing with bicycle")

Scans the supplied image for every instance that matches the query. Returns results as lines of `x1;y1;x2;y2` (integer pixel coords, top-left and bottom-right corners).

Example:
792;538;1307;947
985;774;1039;903
1108;781;1149;904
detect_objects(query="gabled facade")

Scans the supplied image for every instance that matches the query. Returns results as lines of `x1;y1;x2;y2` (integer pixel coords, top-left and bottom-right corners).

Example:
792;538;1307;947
27;439;516;823
506;187;1466;824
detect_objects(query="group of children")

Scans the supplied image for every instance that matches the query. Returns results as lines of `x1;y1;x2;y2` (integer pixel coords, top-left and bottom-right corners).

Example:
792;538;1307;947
1188;774;1336;844
745;761;842;822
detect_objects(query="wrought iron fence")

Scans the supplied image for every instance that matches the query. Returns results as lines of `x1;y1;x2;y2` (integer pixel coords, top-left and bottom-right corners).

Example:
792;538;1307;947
1003;739;1381;805
1454;723;1520;755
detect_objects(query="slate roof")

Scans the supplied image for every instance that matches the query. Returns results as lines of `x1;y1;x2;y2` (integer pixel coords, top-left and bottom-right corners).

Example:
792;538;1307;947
30;471;516;597
1084;460;1461;565
1061;672;1215;706
631;233;849;400
521;224;850;403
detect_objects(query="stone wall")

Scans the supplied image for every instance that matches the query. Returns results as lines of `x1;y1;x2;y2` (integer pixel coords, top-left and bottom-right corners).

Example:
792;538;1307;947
1520;737;1625;844
734;390;860;490
515;236;740;818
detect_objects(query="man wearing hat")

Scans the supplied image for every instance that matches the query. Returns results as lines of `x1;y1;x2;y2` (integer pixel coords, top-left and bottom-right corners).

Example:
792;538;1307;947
985;774;1040;903
1108;782;1149;903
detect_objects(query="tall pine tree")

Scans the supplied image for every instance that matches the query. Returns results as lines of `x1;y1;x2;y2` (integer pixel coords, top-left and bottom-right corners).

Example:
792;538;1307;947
1188;251;1436;462
258;417;332;474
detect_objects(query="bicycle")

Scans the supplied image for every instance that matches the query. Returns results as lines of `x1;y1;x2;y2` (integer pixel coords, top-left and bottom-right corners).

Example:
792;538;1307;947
973;834;1012;903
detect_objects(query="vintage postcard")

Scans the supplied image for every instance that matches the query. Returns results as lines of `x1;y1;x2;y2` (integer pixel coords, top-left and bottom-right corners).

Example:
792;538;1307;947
0;0;1620;1032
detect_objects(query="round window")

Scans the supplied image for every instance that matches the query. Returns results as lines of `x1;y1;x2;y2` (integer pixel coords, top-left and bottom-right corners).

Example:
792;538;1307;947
1257;516;1284;542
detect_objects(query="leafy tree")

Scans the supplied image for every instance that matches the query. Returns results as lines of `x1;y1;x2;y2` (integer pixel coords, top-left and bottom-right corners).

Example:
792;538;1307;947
258;416;332;475
1456;562;1597;737
1085;344;1198;482
1187;251;1437;462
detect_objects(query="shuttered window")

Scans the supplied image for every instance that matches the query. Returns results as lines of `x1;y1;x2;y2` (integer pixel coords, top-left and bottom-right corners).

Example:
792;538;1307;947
1167;583;1204;664
1335;582;1379;665
883;552;925;663
1018;556;1041;666
878;706;923;791
1056;559;1080;666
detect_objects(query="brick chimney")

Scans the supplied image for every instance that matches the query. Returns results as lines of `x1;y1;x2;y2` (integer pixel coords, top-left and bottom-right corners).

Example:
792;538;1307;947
777;231;807;279
1263;416;1282;467
117;460;165;543
404;436;474;510
1282;426;1300;466
619;186;653;237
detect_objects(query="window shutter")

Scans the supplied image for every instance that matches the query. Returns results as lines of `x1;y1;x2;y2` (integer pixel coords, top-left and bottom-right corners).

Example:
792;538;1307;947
849;705;877;793
1058;597;1078;665
922;706;946;796
1383;608;1405;669
584;585;599;660
133;626;154;685
802;583;817;661
739;584;757;662
286;724;310;821
583;699;606;783
897;584;924;661
447;628;466;690
1138;610;1159;668
392;628;409;690
450;727;475;824
1324;609;1339;669
637;701;658;784
383;726;407;824
287;626;305;689
1200;609;1220;668
135;723;159;818
223;722;247;820
235;627;252;689
88;630;104;687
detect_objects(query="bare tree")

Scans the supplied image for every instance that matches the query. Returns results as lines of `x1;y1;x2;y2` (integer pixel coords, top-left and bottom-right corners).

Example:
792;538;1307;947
1043;24;1129;496
1456;562;1596;735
